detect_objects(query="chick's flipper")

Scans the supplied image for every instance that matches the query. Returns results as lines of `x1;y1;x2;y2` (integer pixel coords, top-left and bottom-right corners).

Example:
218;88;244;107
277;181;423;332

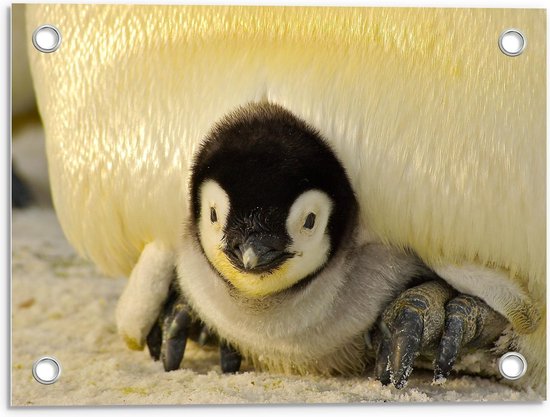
373;279;507;389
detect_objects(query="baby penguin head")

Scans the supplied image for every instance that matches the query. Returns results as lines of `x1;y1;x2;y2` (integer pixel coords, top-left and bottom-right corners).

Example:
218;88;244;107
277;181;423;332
190;102;358;298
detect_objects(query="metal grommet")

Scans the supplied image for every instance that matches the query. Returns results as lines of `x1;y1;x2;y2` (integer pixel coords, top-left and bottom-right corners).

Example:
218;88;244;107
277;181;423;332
498;352;527;380
32;357;62;385
498;29;526;57
32;24;62;53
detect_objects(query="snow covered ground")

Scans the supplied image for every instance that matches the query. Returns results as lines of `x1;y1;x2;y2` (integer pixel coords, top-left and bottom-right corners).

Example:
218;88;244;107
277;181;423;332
10;124;541;406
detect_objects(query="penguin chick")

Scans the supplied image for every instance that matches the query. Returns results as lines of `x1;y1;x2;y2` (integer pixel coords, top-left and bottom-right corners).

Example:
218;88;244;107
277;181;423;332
149;102;507;381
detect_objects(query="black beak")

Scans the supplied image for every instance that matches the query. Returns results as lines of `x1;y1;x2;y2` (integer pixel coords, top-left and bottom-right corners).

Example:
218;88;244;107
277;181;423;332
224;235;291;273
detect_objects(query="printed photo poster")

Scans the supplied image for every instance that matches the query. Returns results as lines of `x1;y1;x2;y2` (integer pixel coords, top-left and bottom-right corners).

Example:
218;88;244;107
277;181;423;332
11;4;546;405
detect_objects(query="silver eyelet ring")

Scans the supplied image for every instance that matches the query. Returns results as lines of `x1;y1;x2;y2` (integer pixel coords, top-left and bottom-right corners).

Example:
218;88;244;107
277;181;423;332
498;352;527;380
32;356;62;385
498;29;526;57
32;24;62;53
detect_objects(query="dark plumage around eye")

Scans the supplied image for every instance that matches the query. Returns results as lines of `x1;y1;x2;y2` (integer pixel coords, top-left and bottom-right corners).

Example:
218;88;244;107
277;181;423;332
303;213;316;229
210;207;218;223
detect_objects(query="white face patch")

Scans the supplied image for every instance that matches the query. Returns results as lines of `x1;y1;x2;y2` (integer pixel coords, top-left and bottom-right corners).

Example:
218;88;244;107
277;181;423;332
285;190;333;280
198;180;230;264
197;182;334;298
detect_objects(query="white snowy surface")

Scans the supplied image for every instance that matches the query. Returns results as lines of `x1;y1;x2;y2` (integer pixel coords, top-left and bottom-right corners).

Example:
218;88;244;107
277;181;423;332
10;125;541;406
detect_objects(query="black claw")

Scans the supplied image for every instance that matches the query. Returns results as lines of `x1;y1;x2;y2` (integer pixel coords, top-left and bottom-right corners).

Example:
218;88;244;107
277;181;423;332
390;309;423;389
372;281;506;388
147;279;241;374
220;342;242;373
434;315;464;381
162;305;191;372
146;321;163;361
374;330;392;385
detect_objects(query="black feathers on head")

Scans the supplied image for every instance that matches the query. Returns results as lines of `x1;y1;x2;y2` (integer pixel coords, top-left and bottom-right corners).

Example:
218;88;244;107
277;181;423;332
190;102;358;259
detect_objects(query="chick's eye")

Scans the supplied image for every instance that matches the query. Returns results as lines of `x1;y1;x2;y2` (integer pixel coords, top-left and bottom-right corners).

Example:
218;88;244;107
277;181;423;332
210;207;218;223
303;213;316;229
